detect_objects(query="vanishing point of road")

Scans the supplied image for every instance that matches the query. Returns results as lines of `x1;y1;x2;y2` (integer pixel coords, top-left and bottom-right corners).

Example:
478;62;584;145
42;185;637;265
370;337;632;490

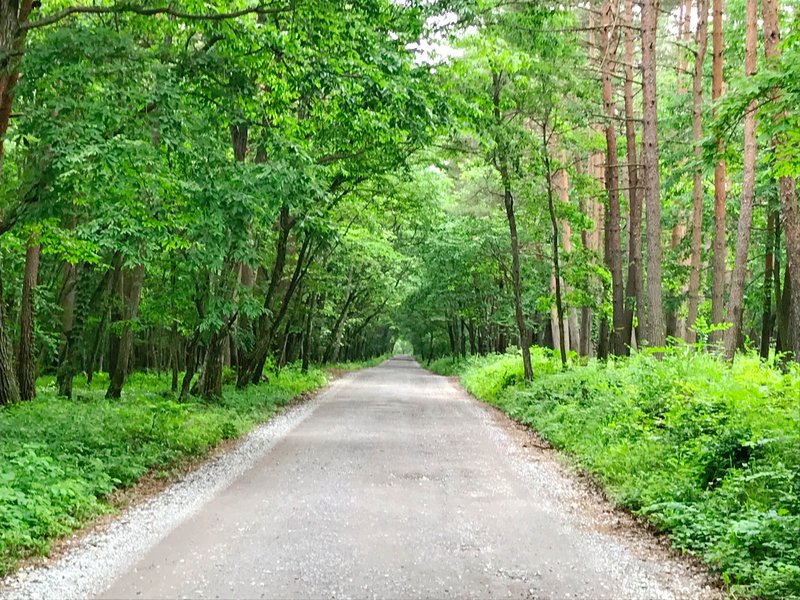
2;357;719;600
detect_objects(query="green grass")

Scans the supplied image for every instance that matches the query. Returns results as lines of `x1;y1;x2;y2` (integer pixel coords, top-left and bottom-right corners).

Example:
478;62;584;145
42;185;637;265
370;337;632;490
429;348;800;600
0;366;329;577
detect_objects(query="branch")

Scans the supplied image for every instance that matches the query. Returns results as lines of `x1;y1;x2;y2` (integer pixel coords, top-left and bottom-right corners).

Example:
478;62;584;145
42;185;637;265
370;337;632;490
23;3;291;30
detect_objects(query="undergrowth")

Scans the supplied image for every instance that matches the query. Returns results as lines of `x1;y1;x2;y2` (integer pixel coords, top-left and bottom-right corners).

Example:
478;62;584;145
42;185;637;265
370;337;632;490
429;347;800;600
0;366;327;577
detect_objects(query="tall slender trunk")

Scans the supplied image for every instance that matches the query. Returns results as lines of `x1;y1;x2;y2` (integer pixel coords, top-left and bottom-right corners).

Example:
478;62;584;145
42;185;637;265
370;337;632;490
170;320;179;391
723;0;758;360
686;0;710;342
56;263;77;397
16;242;39;400
762;0;800;361
107;261;124;377
503;182;532;380
301;293;316;373
709;0;727;346
492;71;532;381
0;267;19;404
324;287;358;364
760;212;776;358
86;309;109;385
544;125;566;367
555;154;581;349
640;0;666;348
600;0;625;354
622;0;644;351
106;264;145;399
237;206;291;387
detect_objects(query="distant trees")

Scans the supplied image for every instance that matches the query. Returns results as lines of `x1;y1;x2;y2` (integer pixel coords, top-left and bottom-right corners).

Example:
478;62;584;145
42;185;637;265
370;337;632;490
404;0;800;366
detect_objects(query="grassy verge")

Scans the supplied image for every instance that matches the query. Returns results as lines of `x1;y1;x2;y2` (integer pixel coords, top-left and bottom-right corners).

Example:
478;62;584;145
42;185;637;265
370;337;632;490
427;348;800;600
0;360;373;577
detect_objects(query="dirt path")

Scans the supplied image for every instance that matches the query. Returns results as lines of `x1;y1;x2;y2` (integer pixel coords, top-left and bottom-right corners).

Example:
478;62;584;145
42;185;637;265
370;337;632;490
1;357;720;599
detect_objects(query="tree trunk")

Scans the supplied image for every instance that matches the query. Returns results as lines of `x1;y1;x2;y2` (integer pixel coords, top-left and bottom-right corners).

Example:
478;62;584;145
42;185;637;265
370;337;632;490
709;0;727;346
0;0;35;172
600;0;625;354
544;126;567;367
554;156;581;350
170;320;179;391
56;263;77;398
762;0;800;361
686;0;710;343
107;262;124;377
622;0;644;351
760;212;776;358
323;287;357;364
723;0;757;360
106;264;145;399
301;293;316;373
640;0;666;348
16;242;39;400
492;72;532;381
86;309;109;385
199;331;225;399
0;266;20;404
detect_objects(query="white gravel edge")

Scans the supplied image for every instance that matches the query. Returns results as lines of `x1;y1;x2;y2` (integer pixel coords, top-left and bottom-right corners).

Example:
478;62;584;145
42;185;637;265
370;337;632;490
0;375;351;600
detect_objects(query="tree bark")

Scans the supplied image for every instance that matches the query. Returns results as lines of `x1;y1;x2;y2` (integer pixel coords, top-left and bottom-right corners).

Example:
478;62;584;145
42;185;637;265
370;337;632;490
600;0;625;355
622;0;644;350
640;0;666;348
56;263;77;398
760;212;776;358
761;0;800;361
709;0;727;346
686;0;710;343
0;266;20;404
106;264;145;399
544;127;567;367
723;0;758;360
492;71;532;381
555;154;581;350
15;242;39;400
301;293;316;373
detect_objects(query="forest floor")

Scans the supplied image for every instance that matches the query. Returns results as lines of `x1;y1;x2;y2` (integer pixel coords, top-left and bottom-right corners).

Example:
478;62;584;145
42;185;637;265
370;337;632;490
2;357;720;599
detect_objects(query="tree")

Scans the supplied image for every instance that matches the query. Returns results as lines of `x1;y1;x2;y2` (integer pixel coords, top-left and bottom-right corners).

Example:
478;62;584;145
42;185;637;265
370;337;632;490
639;0;665;348
686;0;710;343
709;0;727;346
723;0;758;359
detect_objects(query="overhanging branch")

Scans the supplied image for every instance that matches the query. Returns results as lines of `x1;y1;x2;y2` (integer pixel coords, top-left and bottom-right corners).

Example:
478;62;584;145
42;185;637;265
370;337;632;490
23;3;292;30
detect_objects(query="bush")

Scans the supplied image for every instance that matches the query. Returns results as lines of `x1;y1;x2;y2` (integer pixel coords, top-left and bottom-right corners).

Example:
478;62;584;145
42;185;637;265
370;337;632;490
436;348;800;600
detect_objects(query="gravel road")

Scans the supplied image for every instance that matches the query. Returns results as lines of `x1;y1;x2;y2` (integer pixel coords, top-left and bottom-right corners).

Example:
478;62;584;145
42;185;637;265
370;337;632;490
1;356;720;600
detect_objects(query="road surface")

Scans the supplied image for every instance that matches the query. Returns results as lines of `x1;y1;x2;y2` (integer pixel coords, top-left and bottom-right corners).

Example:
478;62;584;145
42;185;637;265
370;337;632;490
2;357;717;600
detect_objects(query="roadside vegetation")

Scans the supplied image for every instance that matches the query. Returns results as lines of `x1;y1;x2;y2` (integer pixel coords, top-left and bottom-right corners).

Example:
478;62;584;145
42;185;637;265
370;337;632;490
0;359;385;577
427;349;800;599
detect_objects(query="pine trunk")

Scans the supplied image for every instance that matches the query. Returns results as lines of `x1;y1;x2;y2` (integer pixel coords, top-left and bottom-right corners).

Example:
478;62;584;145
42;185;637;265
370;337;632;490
761;0;800;361
709;0;727;346
686;0;710;342
640;0;666;348
723;0;758;360
622;0;644;351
